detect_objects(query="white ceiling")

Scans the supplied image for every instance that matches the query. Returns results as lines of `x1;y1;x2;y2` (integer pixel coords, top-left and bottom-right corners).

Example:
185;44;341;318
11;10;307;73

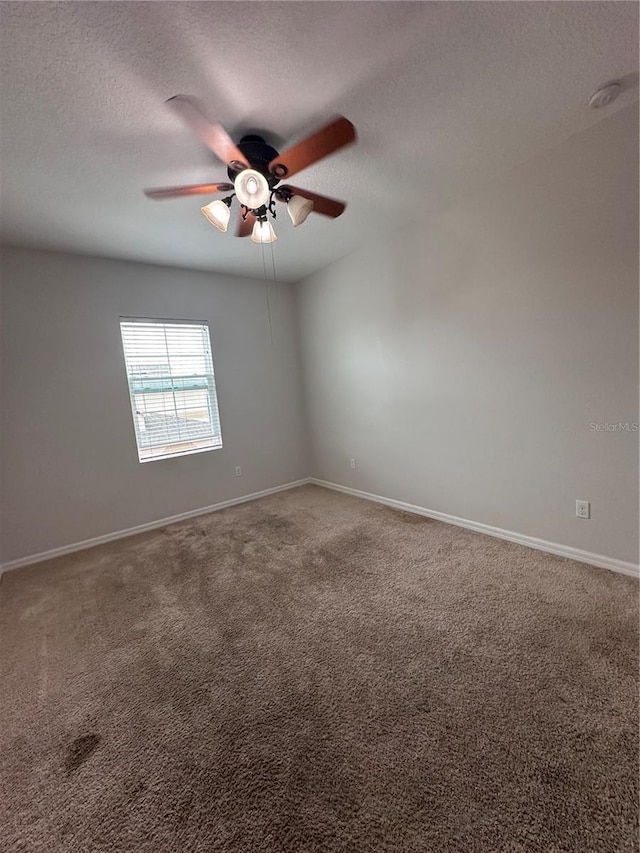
0;1;637;282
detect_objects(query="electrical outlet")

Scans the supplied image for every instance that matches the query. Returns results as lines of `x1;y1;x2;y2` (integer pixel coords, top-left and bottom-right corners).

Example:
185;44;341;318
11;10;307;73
350;457;357;470
576;500;590;519
235;466;242;477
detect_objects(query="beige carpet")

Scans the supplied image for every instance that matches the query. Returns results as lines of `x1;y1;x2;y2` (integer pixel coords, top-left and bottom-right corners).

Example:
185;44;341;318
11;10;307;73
1;484;638;852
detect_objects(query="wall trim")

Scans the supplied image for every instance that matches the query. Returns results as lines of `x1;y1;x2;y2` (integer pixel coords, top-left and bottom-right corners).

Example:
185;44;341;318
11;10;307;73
0;479;311;576
310;478;639;579
3;476;637;580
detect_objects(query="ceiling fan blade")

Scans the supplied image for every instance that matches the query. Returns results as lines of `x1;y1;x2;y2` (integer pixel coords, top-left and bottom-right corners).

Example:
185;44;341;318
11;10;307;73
237;210;256;237
144;182;234;200
166;95;250;170
269;117;356;180
277;186;346;218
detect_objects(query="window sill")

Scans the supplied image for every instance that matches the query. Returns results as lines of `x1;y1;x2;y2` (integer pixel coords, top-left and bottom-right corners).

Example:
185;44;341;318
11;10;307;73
138;440;223;463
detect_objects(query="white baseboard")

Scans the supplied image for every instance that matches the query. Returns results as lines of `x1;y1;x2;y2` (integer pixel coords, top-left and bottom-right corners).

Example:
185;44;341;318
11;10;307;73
310;478;639;579
3;477;637;581
0;479;311;576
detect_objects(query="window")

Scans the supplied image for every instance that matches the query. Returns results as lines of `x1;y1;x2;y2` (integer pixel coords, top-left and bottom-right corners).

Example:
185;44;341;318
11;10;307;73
120;318;222;462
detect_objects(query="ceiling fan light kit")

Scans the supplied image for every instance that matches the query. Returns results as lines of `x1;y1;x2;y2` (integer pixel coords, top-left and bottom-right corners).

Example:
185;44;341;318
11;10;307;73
287;194;314;227
233;168;270;209
144;95;355;243
250;218;277;244
200;197;232;232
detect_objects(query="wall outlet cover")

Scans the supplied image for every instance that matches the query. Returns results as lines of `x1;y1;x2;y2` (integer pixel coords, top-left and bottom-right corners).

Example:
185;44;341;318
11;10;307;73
576;500;590;519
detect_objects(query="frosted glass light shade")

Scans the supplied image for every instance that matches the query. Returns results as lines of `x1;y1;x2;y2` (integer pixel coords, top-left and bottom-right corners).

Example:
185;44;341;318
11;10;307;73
234;169;270;209
250;219;277;244
287;194;314;227
200;199;231;232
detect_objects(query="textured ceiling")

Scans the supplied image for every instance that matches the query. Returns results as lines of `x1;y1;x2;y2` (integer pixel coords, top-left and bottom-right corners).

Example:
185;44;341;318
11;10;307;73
0;1;637;282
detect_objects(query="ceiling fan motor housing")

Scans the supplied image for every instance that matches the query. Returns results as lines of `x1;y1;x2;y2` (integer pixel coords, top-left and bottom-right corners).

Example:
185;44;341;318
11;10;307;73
228;135;282;187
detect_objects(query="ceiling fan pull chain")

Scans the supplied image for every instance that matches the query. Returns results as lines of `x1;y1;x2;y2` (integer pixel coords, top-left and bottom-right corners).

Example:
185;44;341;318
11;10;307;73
260;240;274;347
269;239;278;294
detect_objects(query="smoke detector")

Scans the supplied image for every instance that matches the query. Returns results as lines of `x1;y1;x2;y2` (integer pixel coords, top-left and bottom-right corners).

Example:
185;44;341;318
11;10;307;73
588;82;622;109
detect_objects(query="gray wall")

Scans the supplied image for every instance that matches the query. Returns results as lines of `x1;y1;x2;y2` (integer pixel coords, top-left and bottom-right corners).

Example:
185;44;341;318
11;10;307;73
2;107;637;568
0;248;309;563
296;105;639;565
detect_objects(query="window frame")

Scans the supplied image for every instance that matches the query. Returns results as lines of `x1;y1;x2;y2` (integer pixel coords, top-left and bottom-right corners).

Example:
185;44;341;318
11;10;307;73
119;316;223;463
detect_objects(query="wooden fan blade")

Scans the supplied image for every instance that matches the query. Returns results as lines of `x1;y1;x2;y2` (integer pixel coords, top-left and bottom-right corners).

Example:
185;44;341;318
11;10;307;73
237;210;256;237
277;185;346;218
269;117;356;180
166;95;249;169
144;183;234;200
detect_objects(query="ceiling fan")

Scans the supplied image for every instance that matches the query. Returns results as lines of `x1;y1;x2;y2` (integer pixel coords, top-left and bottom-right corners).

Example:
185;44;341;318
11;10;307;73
144;95;357;243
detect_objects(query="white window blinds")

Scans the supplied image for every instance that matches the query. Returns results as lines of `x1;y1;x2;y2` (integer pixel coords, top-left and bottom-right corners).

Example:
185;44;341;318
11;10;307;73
120;318;223;462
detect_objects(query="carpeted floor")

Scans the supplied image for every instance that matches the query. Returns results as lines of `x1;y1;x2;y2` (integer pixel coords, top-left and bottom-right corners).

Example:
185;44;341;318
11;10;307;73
1;484;638;852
